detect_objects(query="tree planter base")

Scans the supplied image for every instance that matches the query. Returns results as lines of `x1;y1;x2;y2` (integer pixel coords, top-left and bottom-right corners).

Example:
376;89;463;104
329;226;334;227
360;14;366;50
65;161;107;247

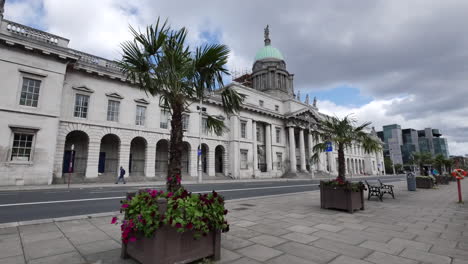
120;192;222;264
122;228;220;264
416;177;434;189
320;182;364;213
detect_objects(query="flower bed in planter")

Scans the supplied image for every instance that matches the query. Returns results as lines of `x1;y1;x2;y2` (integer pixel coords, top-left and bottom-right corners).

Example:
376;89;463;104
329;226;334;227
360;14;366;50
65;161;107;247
320;179;365;213
435;175;450;185
416;176;435;189
114;188;229;264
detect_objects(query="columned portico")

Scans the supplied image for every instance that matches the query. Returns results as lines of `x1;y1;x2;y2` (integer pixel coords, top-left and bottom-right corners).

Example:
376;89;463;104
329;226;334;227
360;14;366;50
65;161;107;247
288;126;297;173
265;124;273;172
299;128;307;171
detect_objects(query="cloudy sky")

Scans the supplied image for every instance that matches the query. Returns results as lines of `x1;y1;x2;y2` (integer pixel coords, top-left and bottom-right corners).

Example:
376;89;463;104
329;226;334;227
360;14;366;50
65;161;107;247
4;0;468;155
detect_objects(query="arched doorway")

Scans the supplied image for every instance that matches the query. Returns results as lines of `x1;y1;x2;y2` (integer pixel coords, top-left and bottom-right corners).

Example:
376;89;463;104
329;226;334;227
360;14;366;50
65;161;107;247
129;137;147;176
62;131;89;175
181;142;191;176
215;145;225;174
155;140;169;176
98;134;120;175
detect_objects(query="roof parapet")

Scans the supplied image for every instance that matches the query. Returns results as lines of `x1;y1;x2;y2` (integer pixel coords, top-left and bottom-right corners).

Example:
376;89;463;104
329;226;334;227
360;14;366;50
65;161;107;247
1;19;69;47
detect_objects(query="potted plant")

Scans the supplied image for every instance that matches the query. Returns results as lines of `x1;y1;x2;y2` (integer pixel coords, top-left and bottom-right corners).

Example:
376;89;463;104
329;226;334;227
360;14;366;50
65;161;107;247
311;115;382;213
113;188;229;264
320;178;365;213
416;176;435;189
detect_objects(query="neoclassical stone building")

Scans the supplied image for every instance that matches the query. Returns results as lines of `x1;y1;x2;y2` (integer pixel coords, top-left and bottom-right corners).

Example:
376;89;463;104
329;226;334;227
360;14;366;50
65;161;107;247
0;9;385;185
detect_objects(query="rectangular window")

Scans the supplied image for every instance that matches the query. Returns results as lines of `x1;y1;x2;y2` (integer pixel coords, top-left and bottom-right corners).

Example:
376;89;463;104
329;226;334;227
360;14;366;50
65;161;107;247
202;117;208;135
160;109;170;129
19;77;41;107
240;149;248;169
136;105;146;126
182;114;189;131
259;100;264;107
275;127;281;143
10;132;34;161
74;94;89;118
107;100;120;121
240;121;247;139
276;152;283;169
275;105;279;112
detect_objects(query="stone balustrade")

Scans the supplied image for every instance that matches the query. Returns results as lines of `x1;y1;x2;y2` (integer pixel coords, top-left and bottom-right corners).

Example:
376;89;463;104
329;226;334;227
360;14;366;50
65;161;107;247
2;19;69;47
70;49;122;73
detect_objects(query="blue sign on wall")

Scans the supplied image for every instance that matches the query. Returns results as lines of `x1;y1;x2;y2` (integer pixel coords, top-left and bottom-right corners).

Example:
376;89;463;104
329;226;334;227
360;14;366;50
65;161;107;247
325;142;333;152
198;149;202;156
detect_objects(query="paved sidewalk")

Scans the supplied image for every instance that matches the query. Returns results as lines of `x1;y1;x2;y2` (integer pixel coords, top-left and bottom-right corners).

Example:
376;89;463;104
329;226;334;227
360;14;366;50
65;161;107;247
0;179;466;264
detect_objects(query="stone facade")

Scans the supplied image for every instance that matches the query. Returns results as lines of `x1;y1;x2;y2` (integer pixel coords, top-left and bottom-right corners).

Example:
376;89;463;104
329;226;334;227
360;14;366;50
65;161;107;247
0;14;385;185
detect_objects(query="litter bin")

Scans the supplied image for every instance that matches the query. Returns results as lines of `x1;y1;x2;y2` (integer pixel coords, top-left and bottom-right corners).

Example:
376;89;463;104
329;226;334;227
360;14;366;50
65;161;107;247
407;172;416;191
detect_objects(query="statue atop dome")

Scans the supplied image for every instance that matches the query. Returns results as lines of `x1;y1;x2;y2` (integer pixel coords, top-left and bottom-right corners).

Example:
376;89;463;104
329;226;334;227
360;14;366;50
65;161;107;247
264;25;271;46
313;96;317;107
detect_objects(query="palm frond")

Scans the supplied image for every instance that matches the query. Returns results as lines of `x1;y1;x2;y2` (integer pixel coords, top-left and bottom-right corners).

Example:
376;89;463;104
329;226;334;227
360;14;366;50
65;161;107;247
206;115;226;136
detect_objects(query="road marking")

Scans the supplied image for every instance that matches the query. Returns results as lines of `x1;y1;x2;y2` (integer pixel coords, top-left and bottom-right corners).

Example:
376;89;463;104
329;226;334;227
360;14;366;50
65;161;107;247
0;184;319;207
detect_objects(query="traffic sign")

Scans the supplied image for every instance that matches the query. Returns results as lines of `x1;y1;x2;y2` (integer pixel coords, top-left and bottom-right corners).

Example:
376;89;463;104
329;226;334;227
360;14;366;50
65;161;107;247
325;142;333;152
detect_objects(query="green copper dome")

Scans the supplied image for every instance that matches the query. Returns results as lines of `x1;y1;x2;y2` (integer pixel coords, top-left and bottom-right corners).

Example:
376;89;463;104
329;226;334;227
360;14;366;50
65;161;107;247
254;45;284;61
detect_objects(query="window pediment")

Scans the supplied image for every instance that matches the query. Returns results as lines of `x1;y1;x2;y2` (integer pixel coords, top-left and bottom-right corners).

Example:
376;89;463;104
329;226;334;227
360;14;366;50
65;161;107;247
105;92;124;99
134;98;150;105
72;85;94;93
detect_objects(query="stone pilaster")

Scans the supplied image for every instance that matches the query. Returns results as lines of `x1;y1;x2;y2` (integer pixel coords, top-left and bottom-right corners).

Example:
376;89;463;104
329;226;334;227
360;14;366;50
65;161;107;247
85;139;100;178
208;146;215;177
144;143;156;177
265;124;272;172
288;126;297;173
229;115;240;178
299;129;306;172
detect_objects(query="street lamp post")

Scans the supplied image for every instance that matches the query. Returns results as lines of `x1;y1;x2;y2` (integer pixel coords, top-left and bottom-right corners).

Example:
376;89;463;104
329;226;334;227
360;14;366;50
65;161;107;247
198;97;203;184
67;144;74;189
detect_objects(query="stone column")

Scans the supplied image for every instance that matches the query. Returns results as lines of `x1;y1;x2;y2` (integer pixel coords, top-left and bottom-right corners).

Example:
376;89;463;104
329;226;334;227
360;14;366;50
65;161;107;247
229;115;240;178
144;142;156;177
307;132;313;169
317;139;324;171
252;121;258;174
288;126;297;173
299;128;307;172
85;139;100;178
119;142;131;178
265;124;272;172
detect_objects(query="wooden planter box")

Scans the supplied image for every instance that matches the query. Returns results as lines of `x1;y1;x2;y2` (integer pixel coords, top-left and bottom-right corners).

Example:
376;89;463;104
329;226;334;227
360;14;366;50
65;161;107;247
435;176;450;185
320;182;364;213
121;194;221;264
416;177;434;189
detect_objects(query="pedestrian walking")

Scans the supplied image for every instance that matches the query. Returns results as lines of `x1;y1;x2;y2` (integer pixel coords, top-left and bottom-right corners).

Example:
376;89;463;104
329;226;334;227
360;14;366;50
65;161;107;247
116;166;126;184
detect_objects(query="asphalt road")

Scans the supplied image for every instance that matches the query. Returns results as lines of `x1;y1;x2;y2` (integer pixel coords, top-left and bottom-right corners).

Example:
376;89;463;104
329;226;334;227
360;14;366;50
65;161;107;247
0;175;405;224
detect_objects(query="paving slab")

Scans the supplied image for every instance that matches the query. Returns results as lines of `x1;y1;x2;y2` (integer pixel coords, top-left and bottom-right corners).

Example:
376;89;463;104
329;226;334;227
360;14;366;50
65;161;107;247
248;234;287;247
312;238;373;259
364;251;418;264
328;255;373;264
0;256;25;264
399;248;451;264
268;253;318;264
275;241;338;263
236;244;283;262
280;232;319;244
28;252;84;264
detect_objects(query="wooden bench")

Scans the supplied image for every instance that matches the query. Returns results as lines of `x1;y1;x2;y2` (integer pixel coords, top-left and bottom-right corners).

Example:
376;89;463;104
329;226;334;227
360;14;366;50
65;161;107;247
378;179;395;199
365;180;383;201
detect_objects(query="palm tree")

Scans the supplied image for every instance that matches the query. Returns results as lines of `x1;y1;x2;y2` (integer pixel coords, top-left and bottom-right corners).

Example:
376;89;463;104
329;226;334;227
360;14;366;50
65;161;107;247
411;152;433;175
433;154;446;173
118;19;245;191
311;116;382;181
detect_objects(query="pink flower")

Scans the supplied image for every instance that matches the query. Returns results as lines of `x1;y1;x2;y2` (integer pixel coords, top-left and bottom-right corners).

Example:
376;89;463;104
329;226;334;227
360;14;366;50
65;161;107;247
186;223;193;229
167;192;174;198
111;217;118;224
121;204;129;209
223;209;228;215
175;223;182;228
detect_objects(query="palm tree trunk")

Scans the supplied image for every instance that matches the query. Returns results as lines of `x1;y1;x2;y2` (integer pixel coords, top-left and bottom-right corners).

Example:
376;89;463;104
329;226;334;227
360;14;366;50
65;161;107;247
338;143;346;181
167;103;184;192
